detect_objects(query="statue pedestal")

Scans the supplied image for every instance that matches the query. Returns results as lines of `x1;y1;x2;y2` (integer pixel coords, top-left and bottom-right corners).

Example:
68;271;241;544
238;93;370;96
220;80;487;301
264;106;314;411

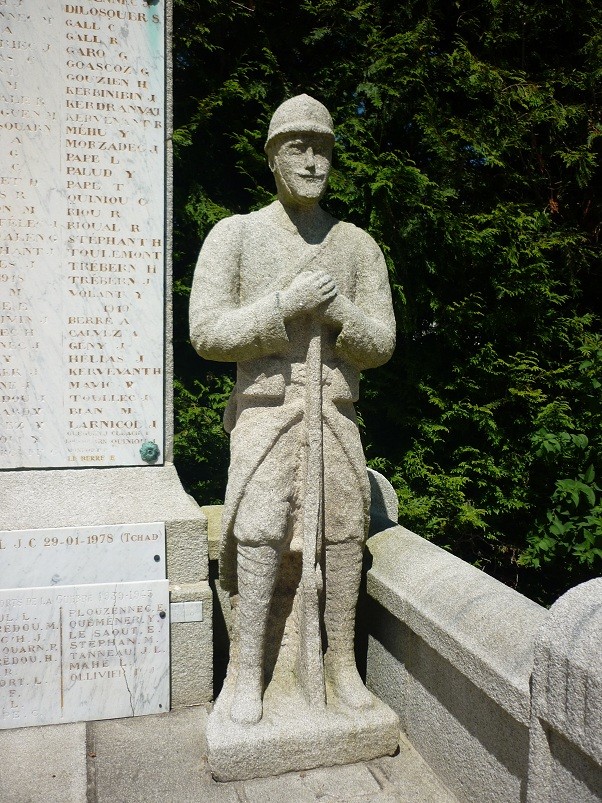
206;680;399;782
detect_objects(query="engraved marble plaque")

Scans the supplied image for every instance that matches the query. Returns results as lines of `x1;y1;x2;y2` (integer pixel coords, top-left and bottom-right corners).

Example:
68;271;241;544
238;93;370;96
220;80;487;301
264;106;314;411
0;581;169;729
0;0;165;468
0;522;165;589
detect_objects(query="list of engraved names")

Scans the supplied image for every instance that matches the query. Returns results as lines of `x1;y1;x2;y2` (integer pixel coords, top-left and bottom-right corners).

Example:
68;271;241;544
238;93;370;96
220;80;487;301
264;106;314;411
0;0;164;467
0;582;169;728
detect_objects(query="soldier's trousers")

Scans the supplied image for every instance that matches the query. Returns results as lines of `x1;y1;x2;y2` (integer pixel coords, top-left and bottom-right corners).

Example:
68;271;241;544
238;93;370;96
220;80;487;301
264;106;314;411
231;401;369;550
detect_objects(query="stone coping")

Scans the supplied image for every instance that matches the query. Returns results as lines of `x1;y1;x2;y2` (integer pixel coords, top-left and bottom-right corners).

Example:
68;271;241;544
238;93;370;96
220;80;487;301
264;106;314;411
366;526;547;725
1;464;203;531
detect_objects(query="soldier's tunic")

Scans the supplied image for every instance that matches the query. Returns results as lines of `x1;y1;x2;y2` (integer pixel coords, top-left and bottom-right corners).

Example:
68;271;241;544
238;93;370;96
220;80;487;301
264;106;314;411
189;202;396;593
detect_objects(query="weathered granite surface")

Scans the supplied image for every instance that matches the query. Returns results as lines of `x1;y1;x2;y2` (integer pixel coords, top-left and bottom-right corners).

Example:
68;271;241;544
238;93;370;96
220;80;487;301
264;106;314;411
190;95;398;777
0;706;457;802
367;468;399;534
1;465;207;583
204;468;398;563
528;577;602;803
366;524;546;803
0;722;87;803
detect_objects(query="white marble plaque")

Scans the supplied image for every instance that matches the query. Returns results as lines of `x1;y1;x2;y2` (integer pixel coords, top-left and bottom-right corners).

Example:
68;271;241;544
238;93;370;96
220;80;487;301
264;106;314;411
0;0;165;468
0;522;165;589
0;581;169;729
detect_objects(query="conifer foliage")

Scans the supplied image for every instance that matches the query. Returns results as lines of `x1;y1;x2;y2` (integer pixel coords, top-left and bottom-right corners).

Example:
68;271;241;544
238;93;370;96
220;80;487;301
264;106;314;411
172;0;601;604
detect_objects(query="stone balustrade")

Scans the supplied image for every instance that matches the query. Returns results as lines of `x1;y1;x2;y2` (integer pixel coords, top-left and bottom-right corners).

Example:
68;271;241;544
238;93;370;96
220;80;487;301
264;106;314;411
366;524;601;803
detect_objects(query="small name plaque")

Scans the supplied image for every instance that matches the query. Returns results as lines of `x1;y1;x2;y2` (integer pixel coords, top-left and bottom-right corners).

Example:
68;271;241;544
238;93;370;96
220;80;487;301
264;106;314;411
0;580;169;729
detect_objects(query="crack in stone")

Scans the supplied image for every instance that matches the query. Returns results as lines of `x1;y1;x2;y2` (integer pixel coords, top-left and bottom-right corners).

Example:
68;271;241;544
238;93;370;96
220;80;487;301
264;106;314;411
118;651;135;717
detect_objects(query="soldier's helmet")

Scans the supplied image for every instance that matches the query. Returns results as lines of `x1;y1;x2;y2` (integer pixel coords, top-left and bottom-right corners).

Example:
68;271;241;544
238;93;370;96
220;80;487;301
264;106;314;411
265;94;335;152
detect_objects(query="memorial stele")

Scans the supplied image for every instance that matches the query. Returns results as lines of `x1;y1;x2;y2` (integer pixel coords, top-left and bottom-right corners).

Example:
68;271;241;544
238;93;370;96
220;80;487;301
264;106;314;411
0;0;211;727
190;94;400;780
0;0;163;467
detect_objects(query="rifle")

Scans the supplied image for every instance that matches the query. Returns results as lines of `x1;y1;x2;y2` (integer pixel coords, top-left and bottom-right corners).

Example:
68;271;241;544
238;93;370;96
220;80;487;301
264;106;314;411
298;315;327;709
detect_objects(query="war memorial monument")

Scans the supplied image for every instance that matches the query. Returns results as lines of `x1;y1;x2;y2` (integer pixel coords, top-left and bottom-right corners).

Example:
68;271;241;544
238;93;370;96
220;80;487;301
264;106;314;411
0;2;600;801
190;93;399;778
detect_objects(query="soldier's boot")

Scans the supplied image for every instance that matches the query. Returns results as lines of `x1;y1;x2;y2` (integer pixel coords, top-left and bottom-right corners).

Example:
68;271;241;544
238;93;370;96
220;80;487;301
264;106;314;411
323;540;374;709
230;543;280;725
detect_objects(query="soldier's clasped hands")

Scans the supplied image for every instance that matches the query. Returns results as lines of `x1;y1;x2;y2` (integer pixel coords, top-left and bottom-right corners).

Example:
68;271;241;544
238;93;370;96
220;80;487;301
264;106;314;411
279;270;337;321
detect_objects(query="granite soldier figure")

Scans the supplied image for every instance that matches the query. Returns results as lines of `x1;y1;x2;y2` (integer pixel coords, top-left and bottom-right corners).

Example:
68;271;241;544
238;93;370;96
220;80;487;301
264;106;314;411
190;95;396;726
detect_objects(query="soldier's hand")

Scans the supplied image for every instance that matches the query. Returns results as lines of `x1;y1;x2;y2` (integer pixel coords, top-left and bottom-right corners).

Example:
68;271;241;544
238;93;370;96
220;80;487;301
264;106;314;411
279;271;337;320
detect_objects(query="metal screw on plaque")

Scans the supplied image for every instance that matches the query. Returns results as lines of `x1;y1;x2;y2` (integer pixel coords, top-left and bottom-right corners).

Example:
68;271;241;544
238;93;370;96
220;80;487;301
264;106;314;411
159;611;166;619
140;441;160;463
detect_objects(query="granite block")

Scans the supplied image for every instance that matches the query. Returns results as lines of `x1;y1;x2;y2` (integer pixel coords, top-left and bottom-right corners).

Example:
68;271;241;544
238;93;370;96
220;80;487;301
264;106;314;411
170;581;213;707
0;722;86;802
528;577;602;802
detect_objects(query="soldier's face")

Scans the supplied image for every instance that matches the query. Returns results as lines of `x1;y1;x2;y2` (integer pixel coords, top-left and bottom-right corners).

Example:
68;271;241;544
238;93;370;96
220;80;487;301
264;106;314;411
270;133;333;208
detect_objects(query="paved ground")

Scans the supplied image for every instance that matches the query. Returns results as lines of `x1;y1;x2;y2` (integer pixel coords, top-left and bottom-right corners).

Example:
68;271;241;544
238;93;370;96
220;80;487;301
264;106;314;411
0;706;456;803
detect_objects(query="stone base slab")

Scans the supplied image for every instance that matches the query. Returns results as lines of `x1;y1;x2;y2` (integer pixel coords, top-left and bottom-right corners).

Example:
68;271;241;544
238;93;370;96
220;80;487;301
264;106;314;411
207;683;399;782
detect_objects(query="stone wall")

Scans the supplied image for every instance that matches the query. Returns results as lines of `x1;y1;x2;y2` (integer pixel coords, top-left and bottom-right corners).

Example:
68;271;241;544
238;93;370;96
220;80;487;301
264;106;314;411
366;525;602;803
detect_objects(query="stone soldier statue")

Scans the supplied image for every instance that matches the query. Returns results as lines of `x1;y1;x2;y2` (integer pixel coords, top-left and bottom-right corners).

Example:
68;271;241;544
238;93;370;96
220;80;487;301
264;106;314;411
190;95;396;727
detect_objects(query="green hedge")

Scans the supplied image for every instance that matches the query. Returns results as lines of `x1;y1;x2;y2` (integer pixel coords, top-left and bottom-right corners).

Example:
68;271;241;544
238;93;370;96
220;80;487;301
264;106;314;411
172;0;601;605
